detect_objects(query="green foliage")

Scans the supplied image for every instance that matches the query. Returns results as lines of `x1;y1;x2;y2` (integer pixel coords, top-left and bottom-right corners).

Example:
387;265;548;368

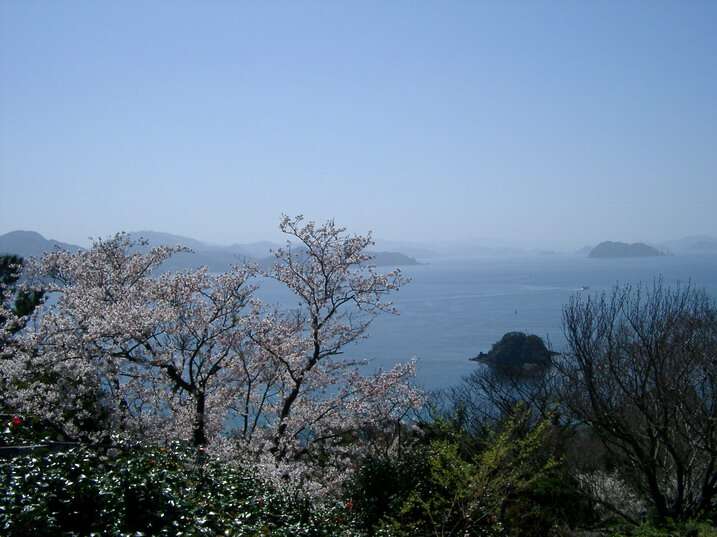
0;439;363;537
0;255;23;287
0;254;44;320
344;446;431;532
0;414;63;446
12;287;43;317
347;407;582;537
1;417;711;537
385;438;503;537
609;521;717;537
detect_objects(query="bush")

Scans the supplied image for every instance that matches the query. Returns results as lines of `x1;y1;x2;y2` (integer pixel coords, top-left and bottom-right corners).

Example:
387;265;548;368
346;408;586;537
609;521;717;537
0;439;363;536
344;446;431;532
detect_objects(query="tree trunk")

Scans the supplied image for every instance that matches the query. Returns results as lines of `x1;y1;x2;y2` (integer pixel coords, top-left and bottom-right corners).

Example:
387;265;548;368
193;391;207;447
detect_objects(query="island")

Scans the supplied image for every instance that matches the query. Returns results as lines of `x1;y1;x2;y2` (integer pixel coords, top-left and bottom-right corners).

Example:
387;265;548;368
470;332;557;374
588;241;665;258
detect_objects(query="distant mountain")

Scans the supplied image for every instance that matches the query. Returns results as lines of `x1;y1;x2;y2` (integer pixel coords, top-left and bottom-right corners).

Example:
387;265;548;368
0;230;419;271
129;232;281;259
129;231;213;252
122;231;247;272
659;235;717;254
588;241;665;258
127;232;419;269
0;230;81;258
223;241;280;259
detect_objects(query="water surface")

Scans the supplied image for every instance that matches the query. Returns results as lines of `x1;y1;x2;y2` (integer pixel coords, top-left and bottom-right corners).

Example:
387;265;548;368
257;254;717;390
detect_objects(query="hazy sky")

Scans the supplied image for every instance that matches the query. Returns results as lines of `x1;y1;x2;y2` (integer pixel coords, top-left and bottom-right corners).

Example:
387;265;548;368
1;1;715;248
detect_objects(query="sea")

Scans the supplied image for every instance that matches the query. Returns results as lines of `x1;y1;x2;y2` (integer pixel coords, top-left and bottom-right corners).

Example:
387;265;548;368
255;254;717;391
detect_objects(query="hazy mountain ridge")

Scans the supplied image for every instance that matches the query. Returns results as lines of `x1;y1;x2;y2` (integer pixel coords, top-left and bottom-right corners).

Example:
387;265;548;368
0;230;82;258
0;230;420;269
3;230;715;267
659;235;717;254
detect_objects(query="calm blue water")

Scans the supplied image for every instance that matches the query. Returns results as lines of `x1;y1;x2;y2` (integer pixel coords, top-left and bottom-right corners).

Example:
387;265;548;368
256;254;717;390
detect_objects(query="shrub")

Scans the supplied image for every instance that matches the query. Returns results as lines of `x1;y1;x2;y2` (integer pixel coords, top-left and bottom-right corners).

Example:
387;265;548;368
609;521;717;537
344;446;430;532
0;439;364;536
347;408;582;537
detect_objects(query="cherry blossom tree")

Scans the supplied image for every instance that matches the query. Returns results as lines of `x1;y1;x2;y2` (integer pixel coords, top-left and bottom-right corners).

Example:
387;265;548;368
248;215;422;461
5;234;257;445
3;216;423;480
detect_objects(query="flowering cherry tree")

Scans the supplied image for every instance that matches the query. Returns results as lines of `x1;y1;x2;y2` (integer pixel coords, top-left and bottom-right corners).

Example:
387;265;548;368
3;216;423;483
248;215;422;461
5;234;257;445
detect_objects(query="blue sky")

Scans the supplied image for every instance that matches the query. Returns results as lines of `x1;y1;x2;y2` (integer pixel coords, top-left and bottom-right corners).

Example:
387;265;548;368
1;1;715;248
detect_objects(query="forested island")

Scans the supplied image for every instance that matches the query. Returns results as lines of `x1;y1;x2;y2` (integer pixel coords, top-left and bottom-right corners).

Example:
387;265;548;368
470;331;557;373
588;241;665;258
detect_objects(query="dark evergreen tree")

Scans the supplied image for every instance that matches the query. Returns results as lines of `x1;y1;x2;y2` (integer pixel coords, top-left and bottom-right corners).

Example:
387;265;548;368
0;254;44;321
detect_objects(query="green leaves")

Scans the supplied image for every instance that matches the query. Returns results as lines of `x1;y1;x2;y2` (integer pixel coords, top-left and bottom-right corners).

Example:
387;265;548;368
345;407;578;537
0;440;365;536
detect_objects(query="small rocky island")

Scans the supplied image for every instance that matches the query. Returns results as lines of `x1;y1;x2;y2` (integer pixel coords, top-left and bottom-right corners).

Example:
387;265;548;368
471;332;557;374
588;241;665;258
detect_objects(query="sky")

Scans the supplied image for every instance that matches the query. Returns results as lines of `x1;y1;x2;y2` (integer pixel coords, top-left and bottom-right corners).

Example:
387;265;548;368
1;1;716;249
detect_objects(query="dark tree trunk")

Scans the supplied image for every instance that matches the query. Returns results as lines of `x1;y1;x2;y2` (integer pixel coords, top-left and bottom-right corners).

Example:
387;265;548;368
193;391;207;447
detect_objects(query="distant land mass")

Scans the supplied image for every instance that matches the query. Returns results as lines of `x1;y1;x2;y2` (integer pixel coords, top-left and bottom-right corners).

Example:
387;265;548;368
0;230;82;258
659;235;717;255
125;232;420;269
588;241;665;258
0;230;420;270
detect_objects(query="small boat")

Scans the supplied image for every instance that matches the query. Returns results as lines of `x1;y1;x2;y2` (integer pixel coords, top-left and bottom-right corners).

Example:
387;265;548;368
579;286;591;291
